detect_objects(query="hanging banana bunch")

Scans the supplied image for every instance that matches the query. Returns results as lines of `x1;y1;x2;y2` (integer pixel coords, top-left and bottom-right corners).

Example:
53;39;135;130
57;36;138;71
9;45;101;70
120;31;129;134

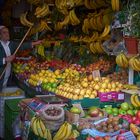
20;12;34;27
69;9;80;26
116;53;129;68
35;4;50;18
129;56;140;71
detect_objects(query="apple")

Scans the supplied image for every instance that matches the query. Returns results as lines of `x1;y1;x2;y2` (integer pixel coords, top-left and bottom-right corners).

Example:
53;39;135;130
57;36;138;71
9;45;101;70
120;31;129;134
88;107;99;117
105;107;112;114
70;107;81;114
134;109;138;115
121;102;129;111
128;104;134;110
127;110;135;116
112;108;119;114
136;110;140;119
132;116;137;122
133;118;140;125
119;109;126;115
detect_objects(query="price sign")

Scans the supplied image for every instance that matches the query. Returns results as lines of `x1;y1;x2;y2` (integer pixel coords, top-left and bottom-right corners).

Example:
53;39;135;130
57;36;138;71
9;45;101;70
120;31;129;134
92;70;101;78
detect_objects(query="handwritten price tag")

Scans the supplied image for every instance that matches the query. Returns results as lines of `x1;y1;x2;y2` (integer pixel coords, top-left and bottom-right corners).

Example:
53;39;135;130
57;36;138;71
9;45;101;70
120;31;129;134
92;70;101;78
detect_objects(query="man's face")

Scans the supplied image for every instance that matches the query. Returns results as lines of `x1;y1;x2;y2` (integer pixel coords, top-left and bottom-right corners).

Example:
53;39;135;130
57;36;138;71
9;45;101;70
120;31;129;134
0;27;10;42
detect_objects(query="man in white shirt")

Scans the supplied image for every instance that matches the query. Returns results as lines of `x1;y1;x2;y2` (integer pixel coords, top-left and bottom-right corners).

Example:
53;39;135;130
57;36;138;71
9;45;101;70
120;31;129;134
0;25;42;91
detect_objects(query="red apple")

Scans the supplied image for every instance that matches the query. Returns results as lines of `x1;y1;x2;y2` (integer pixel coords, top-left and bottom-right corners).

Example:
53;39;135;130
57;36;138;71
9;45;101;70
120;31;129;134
88;108;99;117
136;110;140;119
132;116;137;123
133;118;140;125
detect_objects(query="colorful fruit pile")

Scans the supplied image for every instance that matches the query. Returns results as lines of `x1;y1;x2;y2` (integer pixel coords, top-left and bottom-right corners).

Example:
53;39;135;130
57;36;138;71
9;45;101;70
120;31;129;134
107;71;128;84
56;76;123;100
70;59;115;74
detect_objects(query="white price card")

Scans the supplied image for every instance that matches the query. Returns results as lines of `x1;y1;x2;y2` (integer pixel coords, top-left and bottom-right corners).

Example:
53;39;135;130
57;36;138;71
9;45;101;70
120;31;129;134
92;70;101;78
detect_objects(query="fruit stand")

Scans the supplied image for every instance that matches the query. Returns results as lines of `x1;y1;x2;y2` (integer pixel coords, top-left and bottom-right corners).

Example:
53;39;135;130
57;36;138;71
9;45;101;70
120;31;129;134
0;0;140;140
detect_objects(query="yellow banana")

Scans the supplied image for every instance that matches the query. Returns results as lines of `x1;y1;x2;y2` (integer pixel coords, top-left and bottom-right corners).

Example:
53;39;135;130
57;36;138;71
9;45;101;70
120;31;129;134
115;0;120;11
129;57;140;71
116;53;128;68
35;4;48;16
53;122;67;140
36;5;50;18
69;9;80;25
63;122;72;140
46;129;52;140
36;118;44;138
31;117;39;136
134;94;140;107
20;13;33;27
89;42;97;54
100;25;110;38
111;0;116;11
39;118;47;138
131;95;139;108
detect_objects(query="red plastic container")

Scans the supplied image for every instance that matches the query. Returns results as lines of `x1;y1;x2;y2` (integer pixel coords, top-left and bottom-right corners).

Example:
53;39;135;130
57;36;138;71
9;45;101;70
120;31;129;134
124;37;138;54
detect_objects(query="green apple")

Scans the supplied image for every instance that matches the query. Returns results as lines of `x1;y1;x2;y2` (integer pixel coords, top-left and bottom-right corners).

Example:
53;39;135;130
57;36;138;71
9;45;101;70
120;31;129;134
121;102;129;111
112;108;119;114
127;110;135;116
70;107;81;114
113;113;118;116
105;107;113;114
129;104;134;110
119;109;126;115
134;109;138;115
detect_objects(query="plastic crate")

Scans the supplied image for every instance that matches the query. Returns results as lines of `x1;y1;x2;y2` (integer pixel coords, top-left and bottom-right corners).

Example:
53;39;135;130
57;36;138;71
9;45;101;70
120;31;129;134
4;98;24;139
70;98;100;108
99;101;123;108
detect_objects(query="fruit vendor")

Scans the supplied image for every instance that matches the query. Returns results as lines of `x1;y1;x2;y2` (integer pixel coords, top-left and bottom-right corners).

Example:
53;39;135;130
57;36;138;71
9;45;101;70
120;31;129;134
0;25;42;91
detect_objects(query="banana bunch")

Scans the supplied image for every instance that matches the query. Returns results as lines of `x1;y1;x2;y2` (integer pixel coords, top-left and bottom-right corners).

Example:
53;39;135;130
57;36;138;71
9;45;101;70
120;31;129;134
37;45;45;57
53;122;72;140
68;129;80;139
20;12;33;27
111;0;120;11
115;53;129;68
27;0;40;5
55;15;69;31
99;25;111;39
69;35;79;42
130;94;140;108
55;0;69;15
69;9;80;26
30;116;52;140
129;56;140;71
35;4;50;18
89;41;105;54
38;20;52;32
82;9;113;34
